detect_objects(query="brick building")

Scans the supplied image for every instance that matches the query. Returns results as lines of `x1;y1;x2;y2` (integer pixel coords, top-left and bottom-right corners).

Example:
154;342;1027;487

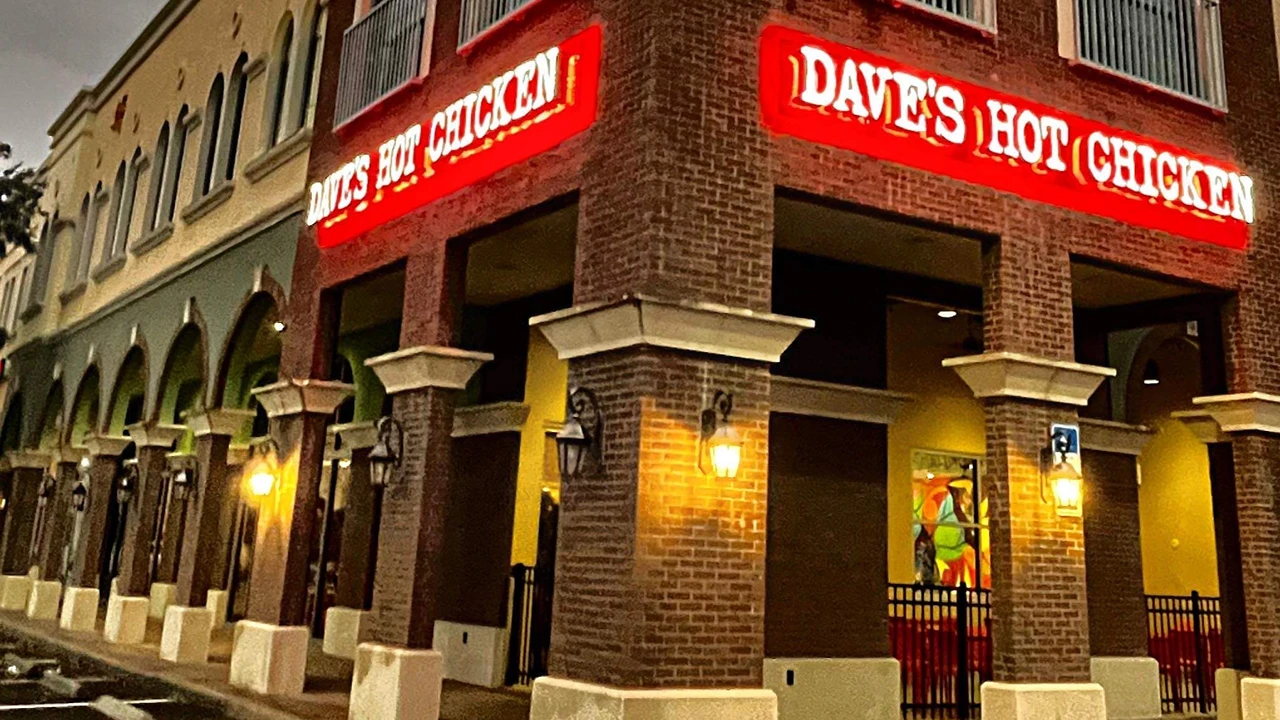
5;0;1280;719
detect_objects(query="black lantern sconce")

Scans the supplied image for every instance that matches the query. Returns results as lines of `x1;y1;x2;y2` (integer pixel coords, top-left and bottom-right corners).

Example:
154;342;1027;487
246;437;281;500
1041;424;1084;518
38;473;56;501
116;460;138;507
166;455;198;501
368;416;404;489
700;390;743;480
70;480;88;514
556;388;602;481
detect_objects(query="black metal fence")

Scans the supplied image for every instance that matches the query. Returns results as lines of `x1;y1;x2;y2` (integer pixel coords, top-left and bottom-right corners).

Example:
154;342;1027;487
889;583;992;720
506;564;554;686
1146;592;1224;714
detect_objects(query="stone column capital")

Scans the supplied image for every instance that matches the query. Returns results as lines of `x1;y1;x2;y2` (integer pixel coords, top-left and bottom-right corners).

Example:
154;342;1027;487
125;421;187;448
185;408;256;438
82;434;132;458
943;352;1115;407
4;451;51;470
1170;410;1227;444
365;346;493;395
1192;392;1280;435
250;379;354;418
531;295;814;363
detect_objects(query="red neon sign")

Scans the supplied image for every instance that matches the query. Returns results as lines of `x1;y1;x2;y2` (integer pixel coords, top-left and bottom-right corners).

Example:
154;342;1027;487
310;25;602;248
760;25;1254;250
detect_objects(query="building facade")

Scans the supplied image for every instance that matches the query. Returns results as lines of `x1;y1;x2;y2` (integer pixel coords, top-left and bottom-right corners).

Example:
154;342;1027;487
3;0;1280;719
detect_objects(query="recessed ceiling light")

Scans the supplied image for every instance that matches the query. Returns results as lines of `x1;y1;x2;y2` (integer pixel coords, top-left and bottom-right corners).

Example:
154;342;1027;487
272;321;287;333
937;310;959;319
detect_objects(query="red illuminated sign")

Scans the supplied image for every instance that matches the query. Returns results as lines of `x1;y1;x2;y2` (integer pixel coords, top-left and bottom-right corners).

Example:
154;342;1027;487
760;25;1254;250
310;25;602;248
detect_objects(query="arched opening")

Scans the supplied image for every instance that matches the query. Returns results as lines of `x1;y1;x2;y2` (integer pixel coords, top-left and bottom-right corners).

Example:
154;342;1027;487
145;123;171;233
36;382;63;452
224;54;250;182
158;324;206;425
268;14;296;146
199;75;226;197
67;367;102;447
0;393;24;454
106;346;148;436
298;2;327;128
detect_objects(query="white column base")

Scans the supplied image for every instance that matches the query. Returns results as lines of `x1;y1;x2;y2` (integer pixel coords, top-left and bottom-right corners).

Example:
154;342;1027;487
1240;677;1280;720
205;590;229;629
432;620;507;688
148;583;176;620
764;658;899;720
530;677;778;720
59;587;99;633
160;606;214;664
103;595;148;645
1220;668;1248;720
350;643;443;720
981;682;1106;720
0;575;32;611
25;580;61;620
229;620;309;695
323;607;369;660
1089;657;1161;720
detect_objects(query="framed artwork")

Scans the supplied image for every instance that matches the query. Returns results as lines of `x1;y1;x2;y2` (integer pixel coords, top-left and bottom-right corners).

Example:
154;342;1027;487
912;450;990;589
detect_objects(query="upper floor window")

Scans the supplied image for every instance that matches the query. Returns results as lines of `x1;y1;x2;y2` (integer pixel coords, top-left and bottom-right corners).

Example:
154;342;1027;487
300;5;328;128
104;149;143;260
165;107;190;222
269;17;296;145
102;162;128;263
459;0;540;47
1061;0;1226;108
144;123;171;233
198;75;226;197
24;218;53;315
902;0;997;30
224;54;250;181
333;0;427;125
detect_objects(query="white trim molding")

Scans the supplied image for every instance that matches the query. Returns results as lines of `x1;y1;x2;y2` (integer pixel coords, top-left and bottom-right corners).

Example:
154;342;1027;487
184;408;256;438
1170;410;1227;445
125;422;187;448
943;352;1115;407
251;379;355;418
1078;418;1154;456
452;402;531;438
530;295;814;364
1192;392;1280;435
365;346;493;395
770;376;912;426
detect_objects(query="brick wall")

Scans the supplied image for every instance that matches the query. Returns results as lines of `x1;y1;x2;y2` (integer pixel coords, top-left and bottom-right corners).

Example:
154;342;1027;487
1082;451;1147;658
1;468;40;575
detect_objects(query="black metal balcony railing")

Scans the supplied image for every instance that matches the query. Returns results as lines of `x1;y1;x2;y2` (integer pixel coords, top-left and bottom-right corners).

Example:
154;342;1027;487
906;0;997;28
459;0;538;47
334;0;427;126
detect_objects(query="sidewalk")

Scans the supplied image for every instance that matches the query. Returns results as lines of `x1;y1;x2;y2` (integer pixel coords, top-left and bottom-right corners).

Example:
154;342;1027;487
0;606;532;720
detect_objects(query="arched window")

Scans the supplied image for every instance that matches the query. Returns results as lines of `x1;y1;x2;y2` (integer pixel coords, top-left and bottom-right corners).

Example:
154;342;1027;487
299;6;327;128
144;123;170;233
199;75;225;197
65;195;91;287
102;162;127;263
224;54;250;182
164;107;189;224
269;17;295;145
110;149;143;256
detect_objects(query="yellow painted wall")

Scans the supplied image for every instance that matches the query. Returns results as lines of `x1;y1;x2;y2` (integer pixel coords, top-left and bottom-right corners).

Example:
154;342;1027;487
510;331;567;566
885;303;986;585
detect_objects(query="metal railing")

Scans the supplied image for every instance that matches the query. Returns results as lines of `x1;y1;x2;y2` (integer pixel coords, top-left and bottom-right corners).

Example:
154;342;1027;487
459;0;537;47
906;0;997;29
1146;592;1225;714
1075;0;1226;107
506;564;554;686
334;0;427;126
889;583;992;720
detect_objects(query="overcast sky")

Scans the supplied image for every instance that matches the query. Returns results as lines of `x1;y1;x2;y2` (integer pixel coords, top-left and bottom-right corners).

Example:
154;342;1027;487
1;0;168;167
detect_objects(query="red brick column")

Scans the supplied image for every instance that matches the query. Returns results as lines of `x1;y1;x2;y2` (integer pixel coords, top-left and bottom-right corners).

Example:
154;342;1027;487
1;454;50;575
66;437;130;590
245;380;352;626
175;409;252;608
36;458;79;582
116;423;185;597
332;424;376;610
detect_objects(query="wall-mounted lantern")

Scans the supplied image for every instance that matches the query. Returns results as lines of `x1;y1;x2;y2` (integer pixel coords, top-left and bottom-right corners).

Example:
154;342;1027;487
246;438;280;499
39;473;56;500
368;416;403;489
700;390;743;480
167;455;198;501
557;388;602;481
116;460;137;507
71;481;88;514
1042;424;1083;518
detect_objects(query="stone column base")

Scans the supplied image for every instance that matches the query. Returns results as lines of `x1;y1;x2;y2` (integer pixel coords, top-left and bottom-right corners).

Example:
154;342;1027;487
763;658;899;720
1219;668;1248;720
323;607;369;660
148;583;176;619
205;590;229;629
981;682;1106;720
350;643;443;720
160;606;214;664
26;581;61;620
0;575;32;611
59;587;99;632
1240;677;1280;720
103;594;148;645
229;621;309;695
433;620;507;688
1089;657;1161;720
530;677;778;720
